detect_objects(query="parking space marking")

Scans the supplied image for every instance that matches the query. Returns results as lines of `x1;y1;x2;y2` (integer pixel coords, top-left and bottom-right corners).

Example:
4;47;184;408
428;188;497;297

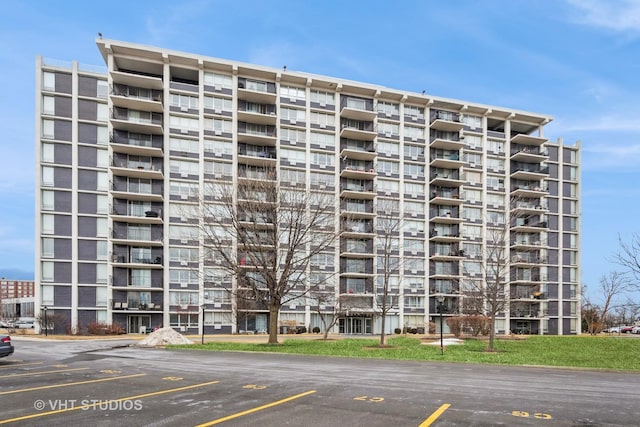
0;380;220;425
195;390;317;427
0;367;89;379
0;373;147;395
0;362;43;369
419;403;451;427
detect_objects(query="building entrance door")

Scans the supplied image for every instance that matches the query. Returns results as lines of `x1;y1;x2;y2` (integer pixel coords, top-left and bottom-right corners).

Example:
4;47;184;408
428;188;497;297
128;315;151;334
339;317;372;334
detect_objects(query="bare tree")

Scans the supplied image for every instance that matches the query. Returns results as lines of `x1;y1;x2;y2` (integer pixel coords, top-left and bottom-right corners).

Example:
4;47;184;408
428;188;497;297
308;290;347;340
613;233;640;291
375;199;401;346
582;272;629;334
461;210;511;351
200;175;337;344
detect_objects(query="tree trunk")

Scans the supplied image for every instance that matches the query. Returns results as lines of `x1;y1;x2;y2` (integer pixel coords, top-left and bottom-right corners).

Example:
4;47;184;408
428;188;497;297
487;314;496;351
268;302;280;344
380;314;386;346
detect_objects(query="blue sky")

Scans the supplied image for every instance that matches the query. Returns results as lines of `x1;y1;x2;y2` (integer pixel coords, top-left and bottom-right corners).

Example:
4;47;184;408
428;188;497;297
0;1;638;301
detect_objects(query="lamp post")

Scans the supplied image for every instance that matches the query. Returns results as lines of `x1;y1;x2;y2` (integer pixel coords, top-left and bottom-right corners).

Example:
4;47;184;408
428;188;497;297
201;304;205;345
43;306;48;337
436;296;445;355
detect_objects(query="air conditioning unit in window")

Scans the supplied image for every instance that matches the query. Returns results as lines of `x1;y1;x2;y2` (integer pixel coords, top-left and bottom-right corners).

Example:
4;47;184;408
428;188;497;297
181;172;189;178
214;85;221;91
320;124;326;129
180;129;189;134
214;109;221;114
214;130;222;136
180;282;188;288
180;194;188;200
180;260;188;266
320;102;326;107
181;106;189;112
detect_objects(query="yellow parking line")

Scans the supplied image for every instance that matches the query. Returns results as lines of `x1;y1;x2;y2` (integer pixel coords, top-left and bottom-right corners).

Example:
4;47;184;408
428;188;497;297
0;367;89;378
419;403;451;427
196;390;316;426
0;380;220;425
0;373;147;395
0;362;43;369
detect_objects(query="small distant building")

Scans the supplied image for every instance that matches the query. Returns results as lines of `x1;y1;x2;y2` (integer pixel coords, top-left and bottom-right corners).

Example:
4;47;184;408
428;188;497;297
0;279;35;320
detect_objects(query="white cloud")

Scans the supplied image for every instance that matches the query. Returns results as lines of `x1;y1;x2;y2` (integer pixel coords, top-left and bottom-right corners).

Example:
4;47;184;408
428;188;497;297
581;142;640;170
565;0;640;32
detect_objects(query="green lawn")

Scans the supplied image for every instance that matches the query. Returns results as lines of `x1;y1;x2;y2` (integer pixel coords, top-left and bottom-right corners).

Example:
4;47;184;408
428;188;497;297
171;335;640;371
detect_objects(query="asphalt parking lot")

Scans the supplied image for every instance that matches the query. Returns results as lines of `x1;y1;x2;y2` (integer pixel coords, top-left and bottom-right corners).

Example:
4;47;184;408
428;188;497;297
1;336;639;426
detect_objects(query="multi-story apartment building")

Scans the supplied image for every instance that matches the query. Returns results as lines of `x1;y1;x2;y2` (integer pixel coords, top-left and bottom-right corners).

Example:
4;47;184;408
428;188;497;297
34;39;580;335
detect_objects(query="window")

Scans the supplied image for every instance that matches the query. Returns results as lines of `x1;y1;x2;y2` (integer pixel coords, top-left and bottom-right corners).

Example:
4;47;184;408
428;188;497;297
486;139;502;152
377;101;399;116
96;263;108;283
280;128;306;144
203;72;232;89
97;172;109;191
96;218;108;237
404;163;425;178
282;107;306;122
204;139;233;156
97;104;109;122
43;96;55;115
42;190;54;210
377;160;399;174
377;141;399;156
463;225;482;239
171;115;200;132
97;195;109;214
311;152;335;167
204;96;232;112
130;269;151;287
404;182;424;196
170;93;199;109
463;152;482;166
310;90;335;106
42;119;55;139
43;72;55;91
404;296;424;308
96;286;108;306
404;201;424;215
310;132;335;148
404;105;424;120
378;122;399;136
41;143;55;163
280;85;306;101
42;214;55;234
204;118;232;133
170;291;200;306
42;262;54;282
486;158;505;171
97;126;108;145
377;179;399;193
404;125;423;139
97;80;108;99
309;111;334;127
96;241;108;261
97;149;109;168
42;166;54;186
461;114;482;129
42;285;54;305
41;238;54;258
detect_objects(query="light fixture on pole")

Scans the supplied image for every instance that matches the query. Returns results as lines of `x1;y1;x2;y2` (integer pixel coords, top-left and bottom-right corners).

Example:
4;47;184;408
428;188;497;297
436;295;445;355
201;304;205;345
43;306;48;337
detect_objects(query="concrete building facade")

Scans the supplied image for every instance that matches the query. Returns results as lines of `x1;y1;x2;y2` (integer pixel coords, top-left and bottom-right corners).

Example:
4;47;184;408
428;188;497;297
34;39;580;335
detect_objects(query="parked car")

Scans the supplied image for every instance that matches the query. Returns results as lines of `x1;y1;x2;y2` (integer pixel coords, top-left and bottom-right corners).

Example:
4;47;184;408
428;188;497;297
621;326;635;333
0;334;14;358
632;326;640;334
604;326;621;333
0;319;14;328
16;320;35;329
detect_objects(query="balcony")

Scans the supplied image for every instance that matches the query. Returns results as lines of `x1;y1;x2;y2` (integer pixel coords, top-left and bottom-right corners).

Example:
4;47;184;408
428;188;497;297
111;209;163;225
237;122;277;145
340;121;376;141
340;163;376;180
430;110;464;132
237;101;277;125
340;96;376;121
111;231;163;247
430;152;463;169
111;255;163;268
430;131;465;150
340;183;376;200
429;171;463;187
511;201;548;214
111;182;163;203
510;164;549;181
511;133;547;146
111;84;163;113
429;209;463;225
510;183;547;198
510;144;548;163
429;189;463;206
110;70;163;90
110;161;163;180
340;139;376;161
238;144;277;166
429;229;462;242
238;78;277;104
110;131;163;157
111;108;163;135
